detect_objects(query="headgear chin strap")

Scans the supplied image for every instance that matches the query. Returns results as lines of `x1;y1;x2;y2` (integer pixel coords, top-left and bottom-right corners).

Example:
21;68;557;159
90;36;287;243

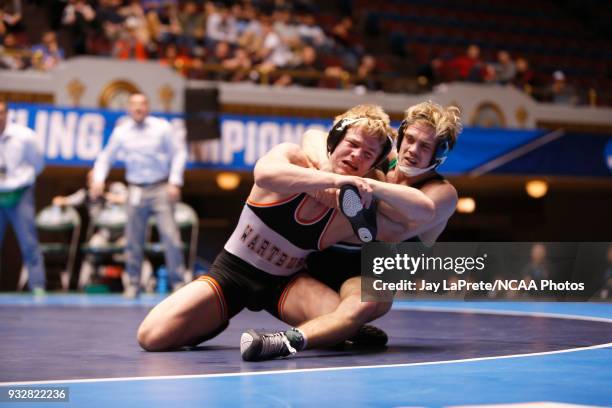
398;162;439;177
327;118;393;169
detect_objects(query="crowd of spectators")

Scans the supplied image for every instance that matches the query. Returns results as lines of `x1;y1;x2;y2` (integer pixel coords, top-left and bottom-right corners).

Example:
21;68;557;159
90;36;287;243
418;43;581;105
0;0;377;91
0;0;595;103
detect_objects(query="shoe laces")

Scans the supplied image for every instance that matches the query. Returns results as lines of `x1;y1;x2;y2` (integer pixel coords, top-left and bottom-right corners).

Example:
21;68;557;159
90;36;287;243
261;332;296;358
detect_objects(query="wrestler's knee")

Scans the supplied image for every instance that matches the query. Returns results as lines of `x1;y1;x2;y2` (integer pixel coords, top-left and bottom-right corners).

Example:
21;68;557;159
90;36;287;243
137;310;186;352
374;301;392;319
339;294;393;323
137;320;172;352
340;294;380;323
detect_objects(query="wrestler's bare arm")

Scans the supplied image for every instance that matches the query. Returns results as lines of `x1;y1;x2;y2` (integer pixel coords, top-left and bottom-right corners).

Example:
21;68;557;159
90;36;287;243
378;182;458;245
252;143;372;201
301;130;433;222
366;179;435;225
301;129;331;171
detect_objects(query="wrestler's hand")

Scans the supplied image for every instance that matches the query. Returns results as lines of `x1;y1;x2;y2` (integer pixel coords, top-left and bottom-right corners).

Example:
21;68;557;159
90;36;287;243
90;181;105;199
305;154;322;170
167;184;181;203
334;175;373;209
309;188;339;209
52;196;66;206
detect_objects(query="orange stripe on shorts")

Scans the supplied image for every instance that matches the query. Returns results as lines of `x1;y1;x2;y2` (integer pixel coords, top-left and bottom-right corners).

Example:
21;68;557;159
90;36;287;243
277;274;302;322
196;276;228;321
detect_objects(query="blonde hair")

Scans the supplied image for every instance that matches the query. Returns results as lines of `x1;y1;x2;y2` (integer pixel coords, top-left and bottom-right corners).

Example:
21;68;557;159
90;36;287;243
333;104;396;143
401;101;462;148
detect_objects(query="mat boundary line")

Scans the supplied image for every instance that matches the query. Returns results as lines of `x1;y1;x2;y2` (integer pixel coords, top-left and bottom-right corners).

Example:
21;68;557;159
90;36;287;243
2;306;611;387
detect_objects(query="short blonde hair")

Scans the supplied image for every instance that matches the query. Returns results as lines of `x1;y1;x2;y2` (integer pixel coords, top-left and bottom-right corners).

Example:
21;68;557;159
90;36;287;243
401;101;462;148
333;104;396;143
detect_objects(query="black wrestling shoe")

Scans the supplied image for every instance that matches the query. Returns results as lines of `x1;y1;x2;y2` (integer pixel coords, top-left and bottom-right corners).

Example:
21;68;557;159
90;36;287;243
240;329;297;361
339;185;378;243
348;325;388;348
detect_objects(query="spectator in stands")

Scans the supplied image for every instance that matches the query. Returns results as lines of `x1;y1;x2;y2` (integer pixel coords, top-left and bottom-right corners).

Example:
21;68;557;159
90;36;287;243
234;2;258;36
112;17;149;61
221;47;253;83
119;0;146;21
146;2;181;46
206;3;238;45
141;0;176;13
206;40;233;81
237;8;265;55
255;17;294;76
159;42;192;75
177;1;205;50
491;50;516;85
30;31;64;71
547;70;579;105
275;44;348;89
296;12;327;48
272;5;299;47
96;0;125;42
230;2;245;36
481;64;497;84
331;16;354;50
512;56;535;93
353;54;381;91
62;0;96;55
0;4;22;38
118;0;151;46
417;57;446;88
275;45;322;87
209;39;232;65
330;16;360;70
0;33;27;70
448;44;485;82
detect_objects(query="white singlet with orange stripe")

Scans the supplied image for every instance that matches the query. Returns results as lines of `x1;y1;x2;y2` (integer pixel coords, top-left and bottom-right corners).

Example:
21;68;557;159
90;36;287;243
223;193;336;276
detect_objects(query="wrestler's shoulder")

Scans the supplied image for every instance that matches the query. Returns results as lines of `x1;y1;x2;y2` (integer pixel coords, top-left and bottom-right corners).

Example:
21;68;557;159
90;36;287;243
267;143;310;161
303;128;327;138
422;178;458;202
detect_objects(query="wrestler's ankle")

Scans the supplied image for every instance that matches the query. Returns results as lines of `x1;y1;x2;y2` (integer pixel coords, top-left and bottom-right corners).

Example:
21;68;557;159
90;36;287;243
285;327;307;351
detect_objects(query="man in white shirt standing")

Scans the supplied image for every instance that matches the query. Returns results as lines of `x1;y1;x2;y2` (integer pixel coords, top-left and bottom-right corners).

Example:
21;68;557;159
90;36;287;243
0;99;46;295
91;93;188;298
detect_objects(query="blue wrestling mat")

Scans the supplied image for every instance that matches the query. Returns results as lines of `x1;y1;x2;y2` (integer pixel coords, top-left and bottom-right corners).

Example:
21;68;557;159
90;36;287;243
0;294;610;407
